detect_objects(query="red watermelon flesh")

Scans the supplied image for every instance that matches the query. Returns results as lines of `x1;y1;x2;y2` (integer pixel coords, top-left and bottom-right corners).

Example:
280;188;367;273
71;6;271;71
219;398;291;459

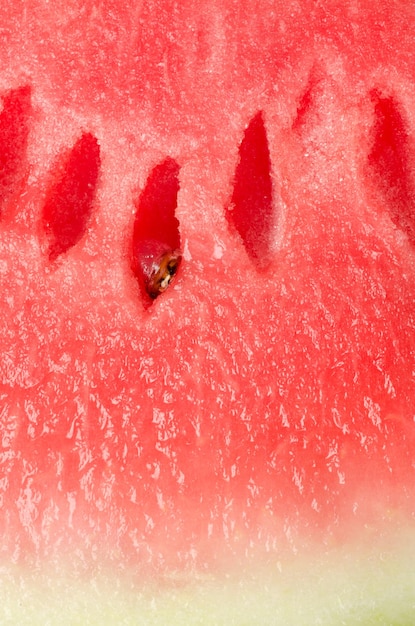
0;0;415;621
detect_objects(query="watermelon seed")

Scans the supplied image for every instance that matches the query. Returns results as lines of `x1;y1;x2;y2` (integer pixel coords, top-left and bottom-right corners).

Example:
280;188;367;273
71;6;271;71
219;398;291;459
136;241;182;299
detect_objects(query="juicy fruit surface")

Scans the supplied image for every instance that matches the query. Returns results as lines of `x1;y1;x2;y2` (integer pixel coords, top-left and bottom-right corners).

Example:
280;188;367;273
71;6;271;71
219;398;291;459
0;0;414;601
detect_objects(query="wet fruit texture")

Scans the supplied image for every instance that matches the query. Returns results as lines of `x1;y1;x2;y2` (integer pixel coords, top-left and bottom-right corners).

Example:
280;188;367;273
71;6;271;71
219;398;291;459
0;0;414;580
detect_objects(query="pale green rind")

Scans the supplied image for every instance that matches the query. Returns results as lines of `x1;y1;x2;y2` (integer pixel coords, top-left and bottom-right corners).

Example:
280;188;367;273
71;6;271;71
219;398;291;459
0;532;414;625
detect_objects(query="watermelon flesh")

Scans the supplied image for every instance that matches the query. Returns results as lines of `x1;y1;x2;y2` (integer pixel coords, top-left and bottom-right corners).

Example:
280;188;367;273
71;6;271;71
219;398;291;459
0;0;415;622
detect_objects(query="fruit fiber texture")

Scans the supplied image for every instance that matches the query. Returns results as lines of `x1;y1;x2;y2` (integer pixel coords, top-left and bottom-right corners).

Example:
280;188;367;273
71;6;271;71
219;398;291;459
0;0;415;620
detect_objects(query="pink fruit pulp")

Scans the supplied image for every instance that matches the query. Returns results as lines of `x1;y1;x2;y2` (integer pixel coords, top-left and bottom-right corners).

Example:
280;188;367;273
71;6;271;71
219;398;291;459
0;0;414;583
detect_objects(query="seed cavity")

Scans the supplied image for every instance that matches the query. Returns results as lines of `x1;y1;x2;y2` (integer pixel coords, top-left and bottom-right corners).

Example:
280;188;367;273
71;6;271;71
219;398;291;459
292;66;324;132
226;111;274;266
131;157;181;305
368;90;415;245
0;85;31;215
42;132;101;261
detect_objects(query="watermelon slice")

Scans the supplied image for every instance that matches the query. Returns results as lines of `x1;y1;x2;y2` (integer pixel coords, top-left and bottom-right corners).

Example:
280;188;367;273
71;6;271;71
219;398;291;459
0;0;415;622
